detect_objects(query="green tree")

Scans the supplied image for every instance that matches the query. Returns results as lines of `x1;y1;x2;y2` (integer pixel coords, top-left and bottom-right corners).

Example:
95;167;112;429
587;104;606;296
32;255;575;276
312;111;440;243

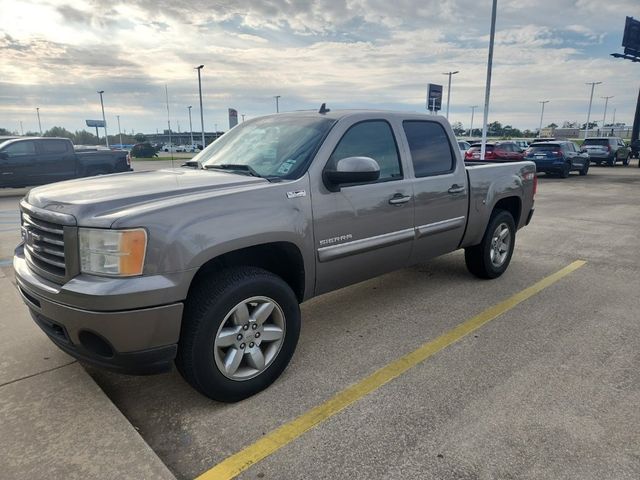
134;133;146;142
43;126;74;139
0;127;15;136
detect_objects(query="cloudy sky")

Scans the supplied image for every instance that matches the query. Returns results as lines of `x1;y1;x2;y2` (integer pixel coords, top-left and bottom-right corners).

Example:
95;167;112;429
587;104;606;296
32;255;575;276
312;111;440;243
1;0;638;135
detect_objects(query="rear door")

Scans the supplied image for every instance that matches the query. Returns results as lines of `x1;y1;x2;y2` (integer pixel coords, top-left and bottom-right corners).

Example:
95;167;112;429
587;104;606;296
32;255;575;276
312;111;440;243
401;119;468;263
311;118;414;295
35;139;76;184
0;140;38;187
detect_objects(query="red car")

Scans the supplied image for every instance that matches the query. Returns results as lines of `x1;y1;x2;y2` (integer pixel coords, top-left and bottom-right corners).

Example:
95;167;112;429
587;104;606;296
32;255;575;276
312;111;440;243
465;141;525;162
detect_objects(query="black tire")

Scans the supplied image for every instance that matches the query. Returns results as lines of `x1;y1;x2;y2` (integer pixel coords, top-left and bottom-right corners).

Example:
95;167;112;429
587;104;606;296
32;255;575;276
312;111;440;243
465;210;516;279
607;155;616;167
579;162;589;176
560;162;570;178
176;267;300;402
623;154;630;166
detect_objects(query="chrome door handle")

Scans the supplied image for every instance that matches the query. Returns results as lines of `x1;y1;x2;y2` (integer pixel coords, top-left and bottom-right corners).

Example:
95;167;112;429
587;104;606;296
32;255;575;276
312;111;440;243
448;184;465;194
389;193;411;205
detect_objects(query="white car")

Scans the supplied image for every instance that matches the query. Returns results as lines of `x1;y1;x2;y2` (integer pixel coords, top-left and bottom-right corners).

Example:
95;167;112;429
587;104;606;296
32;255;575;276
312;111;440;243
458;140;471;156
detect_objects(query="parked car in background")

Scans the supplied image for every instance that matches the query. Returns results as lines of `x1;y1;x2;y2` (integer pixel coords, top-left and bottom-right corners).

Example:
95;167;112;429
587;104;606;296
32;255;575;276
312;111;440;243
524;141;589;177
513;140;530;151
581;137;631;166
458;140;471;156
0;137;131;188
131;142;159;158
465;141;525;162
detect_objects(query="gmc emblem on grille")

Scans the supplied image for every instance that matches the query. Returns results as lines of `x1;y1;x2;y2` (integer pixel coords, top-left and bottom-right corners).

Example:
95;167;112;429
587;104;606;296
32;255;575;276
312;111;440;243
22;227;34;247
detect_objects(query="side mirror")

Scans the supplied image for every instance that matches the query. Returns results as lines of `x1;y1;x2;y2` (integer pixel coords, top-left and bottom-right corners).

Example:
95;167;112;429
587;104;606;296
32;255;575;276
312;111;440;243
324;156;380;190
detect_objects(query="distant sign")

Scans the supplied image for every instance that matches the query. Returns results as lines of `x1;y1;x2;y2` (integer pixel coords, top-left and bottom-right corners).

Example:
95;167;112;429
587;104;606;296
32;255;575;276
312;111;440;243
622;16;640;54
86;119;105;127
427;84;443;112
228;108;238;129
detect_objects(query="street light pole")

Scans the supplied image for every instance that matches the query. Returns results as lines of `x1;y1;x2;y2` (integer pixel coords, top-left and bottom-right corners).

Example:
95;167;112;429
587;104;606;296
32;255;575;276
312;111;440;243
469;105;478;137
480;0;497;161
601;95;614;129
188;106;194;145
20;121;24;136
195;65;205;148
117;115;123;147
442;71;459;120
274;95;281;113
36;107;42;135
538;100;549;137
241;114;245;122
97;90;109;147
584;81;602;139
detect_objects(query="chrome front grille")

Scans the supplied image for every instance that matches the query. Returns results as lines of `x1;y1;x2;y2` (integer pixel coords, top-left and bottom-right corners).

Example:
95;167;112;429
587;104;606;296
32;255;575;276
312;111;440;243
22;212;67;278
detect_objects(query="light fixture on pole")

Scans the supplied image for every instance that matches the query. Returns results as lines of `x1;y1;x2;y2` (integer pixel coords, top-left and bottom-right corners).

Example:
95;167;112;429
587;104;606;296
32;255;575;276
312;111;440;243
480;0;497;161
584;81;602;139
195;65;205;148
601;95;614;128
538;100;549;137
442;71;459;119
116;115;123;148
469;105;478;137
188;106;194;146
36;107;42;135
97;90;109;147
274;95;281;113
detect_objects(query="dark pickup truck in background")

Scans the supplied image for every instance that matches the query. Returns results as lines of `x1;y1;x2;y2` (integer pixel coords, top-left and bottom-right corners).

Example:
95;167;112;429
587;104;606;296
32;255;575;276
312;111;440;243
0;137;132;188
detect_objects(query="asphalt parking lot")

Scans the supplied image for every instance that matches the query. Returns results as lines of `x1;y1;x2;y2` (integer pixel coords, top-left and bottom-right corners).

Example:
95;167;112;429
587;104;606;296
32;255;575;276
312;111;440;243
1;160;639;479
83;161;639;479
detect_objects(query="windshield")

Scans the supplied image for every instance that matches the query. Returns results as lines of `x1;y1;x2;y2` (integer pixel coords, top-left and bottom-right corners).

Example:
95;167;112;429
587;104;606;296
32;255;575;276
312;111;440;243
582;139;609;146
194;115;336;179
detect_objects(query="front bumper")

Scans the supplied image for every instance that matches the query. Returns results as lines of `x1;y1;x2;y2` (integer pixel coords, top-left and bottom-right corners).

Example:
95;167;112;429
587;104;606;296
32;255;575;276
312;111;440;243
14;246;184;374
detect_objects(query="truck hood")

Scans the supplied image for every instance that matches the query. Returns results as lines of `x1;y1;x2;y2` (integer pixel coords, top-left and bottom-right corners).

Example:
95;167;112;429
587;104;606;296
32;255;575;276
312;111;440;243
25;168;268;226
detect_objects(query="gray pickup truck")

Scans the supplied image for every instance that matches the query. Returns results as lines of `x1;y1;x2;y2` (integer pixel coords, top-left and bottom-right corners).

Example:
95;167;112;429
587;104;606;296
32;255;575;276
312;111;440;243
14;110;536;401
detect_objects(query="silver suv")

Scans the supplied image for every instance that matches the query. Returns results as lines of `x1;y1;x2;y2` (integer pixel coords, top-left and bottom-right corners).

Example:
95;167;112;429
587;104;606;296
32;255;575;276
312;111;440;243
582;137;631;166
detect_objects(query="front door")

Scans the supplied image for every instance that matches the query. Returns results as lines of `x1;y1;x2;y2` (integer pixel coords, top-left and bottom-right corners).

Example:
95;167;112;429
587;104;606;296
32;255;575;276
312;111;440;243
0;140;38;187
312;119;414;295
400;120;468;263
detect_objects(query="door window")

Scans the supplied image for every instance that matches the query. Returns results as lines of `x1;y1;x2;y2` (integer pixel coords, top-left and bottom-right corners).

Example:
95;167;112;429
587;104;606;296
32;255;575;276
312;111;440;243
4;141;36;156
41;140;69;154
329;120;402;182
402;121;455;177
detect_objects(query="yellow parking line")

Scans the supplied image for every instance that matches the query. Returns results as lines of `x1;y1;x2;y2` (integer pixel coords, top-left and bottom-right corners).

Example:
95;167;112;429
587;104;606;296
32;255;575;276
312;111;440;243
196;260;586;480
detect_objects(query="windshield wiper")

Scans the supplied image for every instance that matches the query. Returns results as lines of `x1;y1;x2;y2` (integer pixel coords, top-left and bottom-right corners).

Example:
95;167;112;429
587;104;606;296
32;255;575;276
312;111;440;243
203;163;282;182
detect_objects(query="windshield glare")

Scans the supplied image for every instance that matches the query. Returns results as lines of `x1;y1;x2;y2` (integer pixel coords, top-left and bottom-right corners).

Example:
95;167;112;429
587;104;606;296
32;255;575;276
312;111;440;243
194;116;336;179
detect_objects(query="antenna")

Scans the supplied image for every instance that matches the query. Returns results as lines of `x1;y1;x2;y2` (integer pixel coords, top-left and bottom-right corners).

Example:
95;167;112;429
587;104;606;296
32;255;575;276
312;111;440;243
318;103;330;114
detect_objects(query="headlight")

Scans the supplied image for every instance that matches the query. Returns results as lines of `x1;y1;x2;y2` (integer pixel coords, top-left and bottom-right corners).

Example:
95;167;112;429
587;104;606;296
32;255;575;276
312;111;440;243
79;228;147;277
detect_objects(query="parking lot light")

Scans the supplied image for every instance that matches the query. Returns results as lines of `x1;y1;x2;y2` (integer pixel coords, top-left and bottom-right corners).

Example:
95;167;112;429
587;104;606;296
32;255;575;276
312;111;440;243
195;65;205;148
538;101;549;137
584;82;602;139
117;115;123;148
601;96;614;129
469;105;478;137
36;107;42;135
188;106;194;146
274;95;281;113
480;0;497;161
442;71;459;120
97;90;109;147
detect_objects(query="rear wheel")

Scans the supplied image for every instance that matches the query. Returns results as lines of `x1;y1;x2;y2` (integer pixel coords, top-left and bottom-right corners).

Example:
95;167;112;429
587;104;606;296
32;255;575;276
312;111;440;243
176;267;300;402
465;210;516;279
560;162;570;178
623;153;630;166
607;155;616;167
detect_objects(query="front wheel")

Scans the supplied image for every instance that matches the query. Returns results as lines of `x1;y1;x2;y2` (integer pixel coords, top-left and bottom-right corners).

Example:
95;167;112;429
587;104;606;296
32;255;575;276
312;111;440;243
579;162;589;176
560;162;570;178
465;210;516;279
623;154;630;166
176;267;301;402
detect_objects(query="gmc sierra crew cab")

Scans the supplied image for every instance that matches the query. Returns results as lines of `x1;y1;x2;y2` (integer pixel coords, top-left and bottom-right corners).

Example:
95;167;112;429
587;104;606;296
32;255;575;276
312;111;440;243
14;110;536;402
0;137;132;188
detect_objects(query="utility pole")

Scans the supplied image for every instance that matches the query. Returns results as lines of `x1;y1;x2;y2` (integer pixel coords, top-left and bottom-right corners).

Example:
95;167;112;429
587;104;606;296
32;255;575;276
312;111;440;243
469;105;478;137
241;114;245;122
188;106;194;145
480;0;497;160
601;95;614;128
20;121;24;136
165;84;173;161
584;81;602;139
195;65;205;148
442;71;459;120
36;107;42;135
97;90;109;147
117;115;123;147
274;95;281;113
538;100;549;137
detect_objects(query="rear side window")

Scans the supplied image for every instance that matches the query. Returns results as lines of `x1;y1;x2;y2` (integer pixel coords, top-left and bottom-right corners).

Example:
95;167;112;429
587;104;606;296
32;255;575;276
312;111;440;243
529;144;560;152
3;141;36;156
403;121;454;177
41;139;69;154
329;120;402;181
